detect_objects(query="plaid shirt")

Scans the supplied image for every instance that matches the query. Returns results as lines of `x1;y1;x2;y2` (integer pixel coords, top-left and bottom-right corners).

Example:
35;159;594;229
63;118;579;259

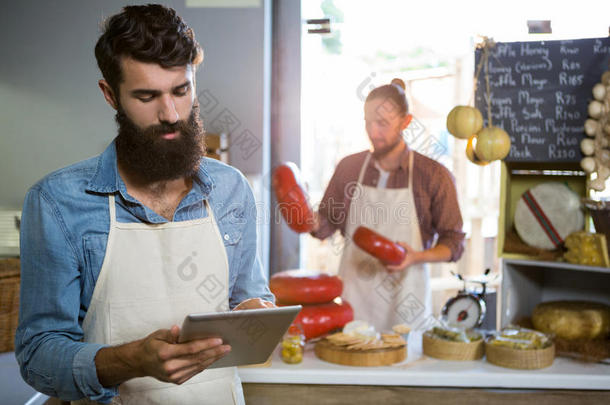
312;147;465;261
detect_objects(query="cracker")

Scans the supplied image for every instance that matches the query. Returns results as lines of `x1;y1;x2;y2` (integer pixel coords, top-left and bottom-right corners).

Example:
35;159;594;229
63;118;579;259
382;333;406;345
326;332;364;346
392;324;411;334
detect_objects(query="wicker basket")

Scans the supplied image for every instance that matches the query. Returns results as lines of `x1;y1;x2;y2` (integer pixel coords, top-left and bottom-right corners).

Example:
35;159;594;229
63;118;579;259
485;340;555;369
0;258;20;353
423;332;485;361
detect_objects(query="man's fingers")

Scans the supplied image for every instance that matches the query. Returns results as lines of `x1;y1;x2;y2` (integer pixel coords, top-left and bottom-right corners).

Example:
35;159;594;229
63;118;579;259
188;344;231;362
163;344;229;376
169;325;180;343
170;346;232;384
163;357;199;377
170;344;230;371
159;337;224;360
173;365;200;385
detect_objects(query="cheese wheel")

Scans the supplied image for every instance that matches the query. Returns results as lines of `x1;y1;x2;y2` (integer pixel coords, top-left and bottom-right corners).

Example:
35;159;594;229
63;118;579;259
272;162;314;233
532;301;610;340
352;226;406;265
270;269;343;304
514;182;584;250
288;300;354;340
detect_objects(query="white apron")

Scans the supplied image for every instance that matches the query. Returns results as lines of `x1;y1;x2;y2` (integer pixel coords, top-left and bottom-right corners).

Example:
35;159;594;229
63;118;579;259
338;151;431;332
73;194;244;405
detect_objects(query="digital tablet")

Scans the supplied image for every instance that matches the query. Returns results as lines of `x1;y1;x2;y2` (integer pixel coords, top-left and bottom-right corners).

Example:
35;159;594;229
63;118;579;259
179;305;302;369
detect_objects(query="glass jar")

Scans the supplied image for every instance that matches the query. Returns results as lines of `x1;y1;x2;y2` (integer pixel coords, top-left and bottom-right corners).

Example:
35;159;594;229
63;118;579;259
281;324;305;364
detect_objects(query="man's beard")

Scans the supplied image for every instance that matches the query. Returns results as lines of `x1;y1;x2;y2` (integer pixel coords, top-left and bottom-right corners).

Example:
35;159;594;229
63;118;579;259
115;103;205;183
371;131;403;159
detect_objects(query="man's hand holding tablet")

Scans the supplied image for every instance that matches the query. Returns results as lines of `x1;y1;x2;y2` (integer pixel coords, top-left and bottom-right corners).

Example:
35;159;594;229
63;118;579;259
97;325;231;387
100;298;279;386
178;304;302;369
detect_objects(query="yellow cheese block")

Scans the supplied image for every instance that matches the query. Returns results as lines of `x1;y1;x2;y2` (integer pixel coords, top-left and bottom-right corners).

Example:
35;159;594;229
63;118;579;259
563;232;609;267
532;301;610;341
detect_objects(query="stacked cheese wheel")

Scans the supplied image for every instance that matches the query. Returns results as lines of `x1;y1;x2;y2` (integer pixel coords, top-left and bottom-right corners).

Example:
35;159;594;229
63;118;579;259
270;270;353;340
581;71;610;191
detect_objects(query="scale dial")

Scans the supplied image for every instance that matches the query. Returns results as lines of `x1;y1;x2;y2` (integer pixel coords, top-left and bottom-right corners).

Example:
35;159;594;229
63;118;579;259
442;293;486;329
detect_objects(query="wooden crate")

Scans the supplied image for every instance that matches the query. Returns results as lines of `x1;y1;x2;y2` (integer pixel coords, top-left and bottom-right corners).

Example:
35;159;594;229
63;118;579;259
0;258;20;353
497;161;588;260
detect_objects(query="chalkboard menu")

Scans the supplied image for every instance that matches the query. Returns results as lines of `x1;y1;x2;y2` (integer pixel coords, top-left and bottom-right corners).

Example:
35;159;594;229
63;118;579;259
475;37;610;162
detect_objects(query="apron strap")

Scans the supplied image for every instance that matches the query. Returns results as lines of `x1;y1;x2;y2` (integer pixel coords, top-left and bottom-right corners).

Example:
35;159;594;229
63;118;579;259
357;153;372;184
361;150;414;188
408;150;414;189
203;198;215;222
108;194;117;226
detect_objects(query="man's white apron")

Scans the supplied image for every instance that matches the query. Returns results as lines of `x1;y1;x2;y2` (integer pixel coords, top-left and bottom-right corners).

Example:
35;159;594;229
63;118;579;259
338;151;431;332
73;194;244;404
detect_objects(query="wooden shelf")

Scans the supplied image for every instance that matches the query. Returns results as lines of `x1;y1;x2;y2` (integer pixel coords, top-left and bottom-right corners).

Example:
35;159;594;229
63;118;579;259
503;258;610;274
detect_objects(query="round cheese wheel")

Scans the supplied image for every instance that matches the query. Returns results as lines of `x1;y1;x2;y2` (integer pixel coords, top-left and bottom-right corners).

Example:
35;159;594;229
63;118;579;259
286;299;354;340
514;182;584;250
532;301;610;340
272;163;314;233
352;226;406;265
270;269;343;304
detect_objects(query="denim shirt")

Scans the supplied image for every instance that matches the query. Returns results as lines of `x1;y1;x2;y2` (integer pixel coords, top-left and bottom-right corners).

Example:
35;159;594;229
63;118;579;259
15;141;274;402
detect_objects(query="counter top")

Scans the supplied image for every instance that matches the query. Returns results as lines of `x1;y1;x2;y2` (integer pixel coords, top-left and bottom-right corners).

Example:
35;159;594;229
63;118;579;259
10;332;610;405
238;332;610;390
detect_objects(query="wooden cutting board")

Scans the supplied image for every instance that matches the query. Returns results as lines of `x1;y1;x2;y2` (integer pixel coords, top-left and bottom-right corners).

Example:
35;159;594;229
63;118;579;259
314;339;406;366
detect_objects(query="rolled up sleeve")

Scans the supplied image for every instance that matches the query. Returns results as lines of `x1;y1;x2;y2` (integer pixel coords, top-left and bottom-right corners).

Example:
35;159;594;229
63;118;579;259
73;344;118;402
430;171;466;262
16;186;117;402
310;158;350;240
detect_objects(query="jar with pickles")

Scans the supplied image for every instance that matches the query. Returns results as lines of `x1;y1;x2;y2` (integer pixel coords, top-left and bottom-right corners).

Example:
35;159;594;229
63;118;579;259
281;324;305;364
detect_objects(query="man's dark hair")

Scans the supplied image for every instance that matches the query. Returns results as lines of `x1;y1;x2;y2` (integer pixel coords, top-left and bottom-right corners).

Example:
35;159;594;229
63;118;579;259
95;4;203;96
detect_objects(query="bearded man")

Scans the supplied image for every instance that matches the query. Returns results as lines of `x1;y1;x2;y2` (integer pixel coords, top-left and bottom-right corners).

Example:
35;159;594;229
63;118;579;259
310;79;465;332
16;5;273;404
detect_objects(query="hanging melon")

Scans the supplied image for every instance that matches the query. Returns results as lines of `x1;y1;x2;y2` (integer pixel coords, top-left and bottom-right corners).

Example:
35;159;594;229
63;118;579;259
452;38;512;165
475;126;511;161
446;106;483;139
465;134;490;166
